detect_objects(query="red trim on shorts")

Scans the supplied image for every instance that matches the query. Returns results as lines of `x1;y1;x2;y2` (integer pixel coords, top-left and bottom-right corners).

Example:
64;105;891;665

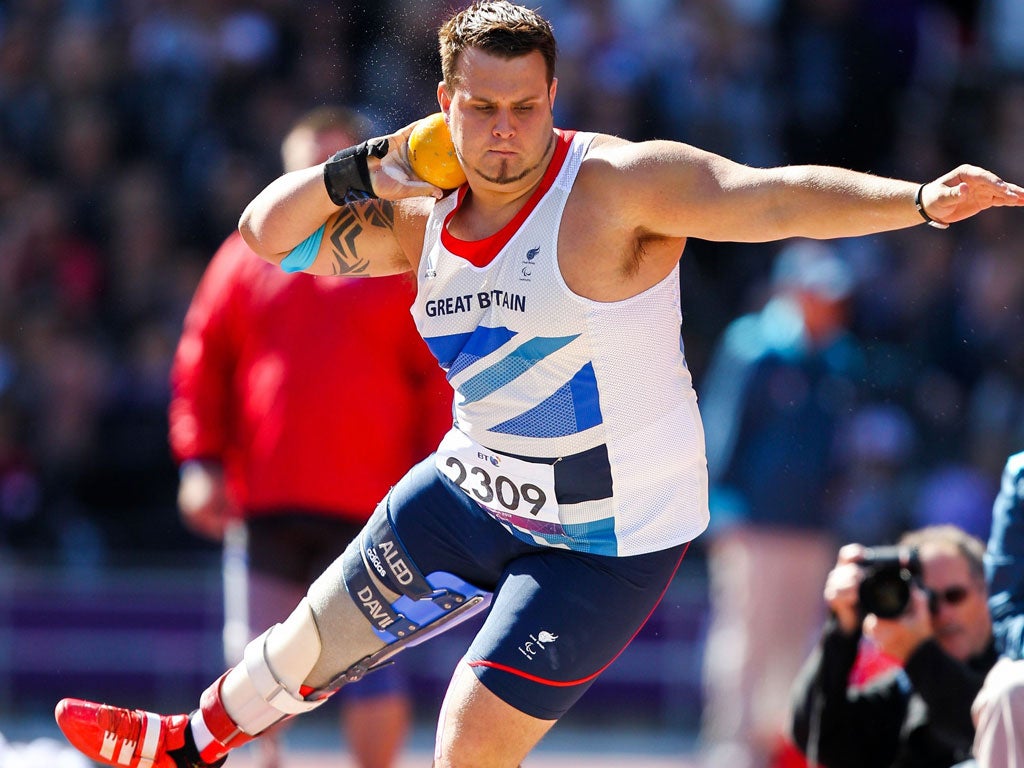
466;542;690;686
440;129;576;268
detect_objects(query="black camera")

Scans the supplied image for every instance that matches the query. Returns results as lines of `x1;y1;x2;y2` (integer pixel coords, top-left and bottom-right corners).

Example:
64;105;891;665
857;546;922;618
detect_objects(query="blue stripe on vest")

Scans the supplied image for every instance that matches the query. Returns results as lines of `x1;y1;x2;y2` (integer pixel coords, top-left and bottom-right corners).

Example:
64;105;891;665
447;325;519;378
424;331;475;370
424;326;521;374
459;334;580;405
488;361;602;438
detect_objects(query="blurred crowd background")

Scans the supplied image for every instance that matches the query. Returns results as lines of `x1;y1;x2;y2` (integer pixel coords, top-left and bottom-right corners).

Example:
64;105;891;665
2;0;1024;736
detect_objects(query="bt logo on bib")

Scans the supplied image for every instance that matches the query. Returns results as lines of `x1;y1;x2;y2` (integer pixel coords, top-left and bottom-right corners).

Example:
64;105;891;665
477;451;500;467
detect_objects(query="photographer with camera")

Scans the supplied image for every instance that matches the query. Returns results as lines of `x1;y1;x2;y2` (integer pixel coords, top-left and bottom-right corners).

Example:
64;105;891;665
790;525;997;768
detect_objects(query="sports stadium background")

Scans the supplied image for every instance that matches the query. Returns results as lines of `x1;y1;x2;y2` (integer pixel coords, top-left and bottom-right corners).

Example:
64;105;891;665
1;0;1023;760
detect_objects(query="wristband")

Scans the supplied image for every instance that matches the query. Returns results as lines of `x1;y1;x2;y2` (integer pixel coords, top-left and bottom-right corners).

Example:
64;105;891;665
323;137;389;204
915;183;949;229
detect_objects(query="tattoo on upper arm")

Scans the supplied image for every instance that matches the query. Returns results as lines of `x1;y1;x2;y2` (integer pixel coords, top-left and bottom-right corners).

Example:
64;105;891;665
327;200;397;276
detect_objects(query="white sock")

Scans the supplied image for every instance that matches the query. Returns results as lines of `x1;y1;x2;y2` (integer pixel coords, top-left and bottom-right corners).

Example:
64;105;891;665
189;710;217;754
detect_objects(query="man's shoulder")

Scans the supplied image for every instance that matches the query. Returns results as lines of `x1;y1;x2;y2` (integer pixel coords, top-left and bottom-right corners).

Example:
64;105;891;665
568;134;639;213
576;133;634;171
570;132;699;218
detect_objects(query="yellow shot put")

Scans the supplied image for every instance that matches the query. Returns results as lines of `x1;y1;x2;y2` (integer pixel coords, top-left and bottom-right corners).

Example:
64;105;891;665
408;112;467;190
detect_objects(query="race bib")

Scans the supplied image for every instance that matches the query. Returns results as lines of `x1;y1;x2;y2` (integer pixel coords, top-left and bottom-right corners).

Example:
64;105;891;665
435;429;561;533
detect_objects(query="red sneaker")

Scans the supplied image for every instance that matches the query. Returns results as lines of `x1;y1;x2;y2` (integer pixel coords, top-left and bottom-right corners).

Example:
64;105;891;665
55;698;195;768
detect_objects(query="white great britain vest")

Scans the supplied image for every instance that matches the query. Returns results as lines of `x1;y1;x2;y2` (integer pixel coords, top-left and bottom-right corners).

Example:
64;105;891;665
412;130;709;556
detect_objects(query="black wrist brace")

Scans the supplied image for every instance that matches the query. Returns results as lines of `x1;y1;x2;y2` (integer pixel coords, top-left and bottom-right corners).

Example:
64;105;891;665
323;137;389;204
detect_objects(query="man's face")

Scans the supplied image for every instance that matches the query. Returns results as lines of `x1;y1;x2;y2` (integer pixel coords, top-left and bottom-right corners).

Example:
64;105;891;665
440;48;556;189
921;545;991;661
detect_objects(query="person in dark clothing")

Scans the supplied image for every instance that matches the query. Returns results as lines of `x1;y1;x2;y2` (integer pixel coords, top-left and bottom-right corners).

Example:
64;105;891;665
971;451;1024;767
791;524;997;768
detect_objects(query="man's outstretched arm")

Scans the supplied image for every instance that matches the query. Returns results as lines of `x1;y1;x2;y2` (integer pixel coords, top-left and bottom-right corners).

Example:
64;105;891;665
598;137;1024;245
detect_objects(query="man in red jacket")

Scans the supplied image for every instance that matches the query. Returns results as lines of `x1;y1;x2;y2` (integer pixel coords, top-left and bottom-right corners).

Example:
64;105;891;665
168;105;451;768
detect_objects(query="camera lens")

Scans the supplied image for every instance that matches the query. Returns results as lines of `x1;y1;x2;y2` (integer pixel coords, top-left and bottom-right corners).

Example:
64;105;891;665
856;546;921;619
858;566;914;618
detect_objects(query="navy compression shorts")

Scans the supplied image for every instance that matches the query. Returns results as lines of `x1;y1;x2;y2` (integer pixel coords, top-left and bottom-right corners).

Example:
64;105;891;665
385;455;688;720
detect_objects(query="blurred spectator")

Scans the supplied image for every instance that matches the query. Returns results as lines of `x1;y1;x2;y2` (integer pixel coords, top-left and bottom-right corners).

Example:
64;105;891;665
829;402;918;546
790;525;996;768
650;0;781;163
0;394;45;556
972;450;1024;768
698;240;865;768
169;105;452;768
775;0;923;172
978;0;1024;75
912;464;997;542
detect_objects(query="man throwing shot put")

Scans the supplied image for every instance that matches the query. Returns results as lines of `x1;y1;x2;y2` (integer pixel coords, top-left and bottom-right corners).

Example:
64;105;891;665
54;2;1024;767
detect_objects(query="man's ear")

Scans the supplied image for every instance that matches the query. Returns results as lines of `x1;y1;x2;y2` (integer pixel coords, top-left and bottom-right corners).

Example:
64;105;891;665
438;82;452;113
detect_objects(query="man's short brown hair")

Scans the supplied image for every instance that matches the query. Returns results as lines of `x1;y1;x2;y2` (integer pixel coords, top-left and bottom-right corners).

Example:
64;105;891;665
439;1;557;88
900;524;987;582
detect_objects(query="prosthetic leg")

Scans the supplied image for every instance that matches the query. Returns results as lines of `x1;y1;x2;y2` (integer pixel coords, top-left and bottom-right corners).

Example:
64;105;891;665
56;504;491;768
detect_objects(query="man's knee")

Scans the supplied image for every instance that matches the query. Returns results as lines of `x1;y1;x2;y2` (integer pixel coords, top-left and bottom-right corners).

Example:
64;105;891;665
433;662;551;768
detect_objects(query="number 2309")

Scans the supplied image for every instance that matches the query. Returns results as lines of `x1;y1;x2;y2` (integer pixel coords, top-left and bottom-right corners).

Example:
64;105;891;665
444;456;547;517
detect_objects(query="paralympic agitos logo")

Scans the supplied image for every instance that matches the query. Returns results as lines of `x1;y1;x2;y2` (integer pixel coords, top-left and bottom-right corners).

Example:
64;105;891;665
518;630;559;660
